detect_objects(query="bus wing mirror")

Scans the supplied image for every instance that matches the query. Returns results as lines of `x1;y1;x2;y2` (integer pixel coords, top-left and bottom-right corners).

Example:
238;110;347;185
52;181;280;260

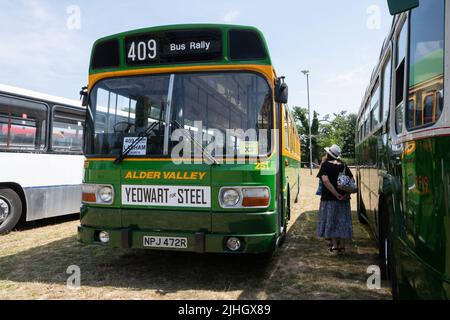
275;79;288;104
387;0;419;15
80;86;89;107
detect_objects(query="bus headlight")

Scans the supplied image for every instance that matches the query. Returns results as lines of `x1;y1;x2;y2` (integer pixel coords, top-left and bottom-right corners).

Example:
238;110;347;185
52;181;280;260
82;184;114;205
221;189;241;207
219;187;271;209
99;186;113;203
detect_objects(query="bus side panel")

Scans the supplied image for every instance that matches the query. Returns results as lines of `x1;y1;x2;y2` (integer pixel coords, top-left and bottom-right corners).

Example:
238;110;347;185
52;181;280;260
359;139;371;223
288;158;301;206
393;136;450;299
0;153;84;221
368;133;379;232
282;155;298;215
24;185;81;221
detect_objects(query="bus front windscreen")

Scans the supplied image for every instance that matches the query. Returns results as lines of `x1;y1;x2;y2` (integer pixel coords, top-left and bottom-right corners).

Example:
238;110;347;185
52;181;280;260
86;72;273;158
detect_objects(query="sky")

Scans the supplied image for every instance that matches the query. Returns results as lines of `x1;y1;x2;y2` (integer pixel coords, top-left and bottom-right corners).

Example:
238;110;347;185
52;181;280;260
0;0;392;117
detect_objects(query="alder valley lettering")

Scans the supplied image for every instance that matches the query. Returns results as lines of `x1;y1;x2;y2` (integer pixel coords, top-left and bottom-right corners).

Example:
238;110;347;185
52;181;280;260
122;185;211;208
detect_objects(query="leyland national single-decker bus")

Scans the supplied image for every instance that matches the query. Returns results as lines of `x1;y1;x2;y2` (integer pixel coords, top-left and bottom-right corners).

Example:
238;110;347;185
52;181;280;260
78;24;301;254
0;84;85;234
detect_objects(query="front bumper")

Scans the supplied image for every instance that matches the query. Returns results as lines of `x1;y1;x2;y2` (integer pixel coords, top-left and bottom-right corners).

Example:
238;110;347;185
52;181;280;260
77;225;277;253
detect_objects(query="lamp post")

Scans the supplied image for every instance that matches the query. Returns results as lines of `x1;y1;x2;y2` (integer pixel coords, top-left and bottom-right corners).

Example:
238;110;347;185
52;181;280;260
301;70;313;175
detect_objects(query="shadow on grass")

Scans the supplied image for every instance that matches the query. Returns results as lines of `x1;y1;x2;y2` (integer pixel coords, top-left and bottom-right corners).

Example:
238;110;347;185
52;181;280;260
0;210;391;300
14;214;80;232
238;211;392;300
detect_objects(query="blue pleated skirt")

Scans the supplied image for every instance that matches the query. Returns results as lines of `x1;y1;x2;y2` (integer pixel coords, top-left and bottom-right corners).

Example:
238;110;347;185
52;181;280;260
317;200;353;239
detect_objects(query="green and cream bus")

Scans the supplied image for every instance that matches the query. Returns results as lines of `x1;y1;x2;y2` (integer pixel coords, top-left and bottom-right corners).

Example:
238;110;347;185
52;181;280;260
356;0;449;299
78;24;301;254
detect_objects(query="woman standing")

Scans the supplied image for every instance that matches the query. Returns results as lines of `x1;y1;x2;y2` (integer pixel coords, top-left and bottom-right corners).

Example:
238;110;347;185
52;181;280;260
316;144;354;254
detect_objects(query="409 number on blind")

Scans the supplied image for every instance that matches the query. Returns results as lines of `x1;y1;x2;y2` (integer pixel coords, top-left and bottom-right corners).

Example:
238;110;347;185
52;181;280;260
128;40;157;62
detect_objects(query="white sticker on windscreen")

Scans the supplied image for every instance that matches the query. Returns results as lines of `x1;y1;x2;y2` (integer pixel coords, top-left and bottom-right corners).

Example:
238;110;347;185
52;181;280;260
238;141;259;156
123;137;147;156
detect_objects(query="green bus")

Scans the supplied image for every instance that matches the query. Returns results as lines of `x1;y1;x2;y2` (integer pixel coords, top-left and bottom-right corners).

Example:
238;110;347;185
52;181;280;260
356;0;449;299
78;24;301;254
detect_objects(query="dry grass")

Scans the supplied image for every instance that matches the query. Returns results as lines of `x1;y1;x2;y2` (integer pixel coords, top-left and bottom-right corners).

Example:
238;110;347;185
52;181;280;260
0;169;391;300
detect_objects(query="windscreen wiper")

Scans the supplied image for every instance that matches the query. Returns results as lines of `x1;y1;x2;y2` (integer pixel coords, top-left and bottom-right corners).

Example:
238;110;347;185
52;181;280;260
114;121;160;165
172;120;219;165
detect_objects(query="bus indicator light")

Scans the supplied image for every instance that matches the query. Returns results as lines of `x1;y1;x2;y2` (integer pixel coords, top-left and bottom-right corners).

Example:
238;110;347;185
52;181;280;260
82;193;96;203
242;188;270;208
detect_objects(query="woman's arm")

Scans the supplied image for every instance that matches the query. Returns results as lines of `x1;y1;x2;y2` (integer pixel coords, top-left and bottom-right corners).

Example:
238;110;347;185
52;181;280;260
321;175;344;201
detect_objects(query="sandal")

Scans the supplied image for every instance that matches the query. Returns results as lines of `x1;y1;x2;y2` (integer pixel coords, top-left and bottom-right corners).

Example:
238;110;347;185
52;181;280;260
328;247;339;254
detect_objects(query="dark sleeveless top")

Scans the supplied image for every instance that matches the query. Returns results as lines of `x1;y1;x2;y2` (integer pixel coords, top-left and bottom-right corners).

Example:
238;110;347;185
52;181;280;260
317;161;354;201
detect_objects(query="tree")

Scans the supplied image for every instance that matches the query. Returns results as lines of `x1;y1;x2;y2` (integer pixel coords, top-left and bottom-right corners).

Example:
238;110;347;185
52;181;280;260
316;111;357;161
292;107;319;165
311;111;320;163
292;107;308;164
292;107;357;165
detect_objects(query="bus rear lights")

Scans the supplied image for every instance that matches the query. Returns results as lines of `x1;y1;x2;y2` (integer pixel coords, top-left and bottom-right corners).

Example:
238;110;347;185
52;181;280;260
226;237;241;252
242;188;270;208
99;231;110;244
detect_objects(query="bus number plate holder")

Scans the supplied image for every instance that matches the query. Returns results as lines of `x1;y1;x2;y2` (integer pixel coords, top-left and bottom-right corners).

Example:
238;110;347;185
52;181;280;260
143;236;188;249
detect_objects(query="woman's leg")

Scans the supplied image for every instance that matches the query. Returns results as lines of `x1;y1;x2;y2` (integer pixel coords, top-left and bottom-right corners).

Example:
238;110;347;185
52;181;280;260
331;238;339;249
339;238;346;250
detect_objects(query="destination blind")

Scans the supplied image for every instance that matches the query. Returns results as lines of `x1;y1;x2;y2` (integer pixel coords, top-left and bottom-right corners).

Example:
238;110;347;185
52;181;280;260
122;185;211;208
125;29;222;66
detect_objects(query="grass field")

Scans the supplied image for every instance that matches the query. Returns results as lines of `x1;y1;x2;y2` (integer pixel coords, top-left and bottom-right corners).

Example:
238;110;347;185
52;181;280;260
0;169;392;300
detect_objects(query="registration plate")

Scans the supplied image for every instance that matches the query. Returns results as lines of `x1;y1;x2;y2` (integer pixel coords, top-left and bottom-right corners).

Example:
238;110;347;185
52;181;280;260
143;236;188;249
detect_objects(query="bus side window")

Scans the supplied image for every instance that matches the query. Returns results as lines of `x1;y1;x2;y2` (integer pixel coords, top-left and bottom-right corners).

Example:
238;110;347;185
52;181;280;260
423;94;436;125
381;56;392;124
0;95;48;151
284;106;290;151
290;114;295;152
364;102;370;136
370;81;380;130
394;21;407;135
51;106;84;153
406;0;445;130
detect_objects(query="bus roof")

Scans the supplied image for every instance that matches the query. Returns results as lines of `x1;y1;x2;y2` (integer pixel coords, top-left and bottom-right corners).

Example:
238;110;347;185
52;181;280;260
0;83;82;108
89;24;273;75
357;13;403;120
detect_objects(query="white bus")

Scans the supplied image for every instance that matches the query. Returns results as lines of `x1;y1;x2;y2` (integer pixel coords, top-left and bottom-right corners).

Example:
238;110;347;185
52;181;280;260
0;84;85;234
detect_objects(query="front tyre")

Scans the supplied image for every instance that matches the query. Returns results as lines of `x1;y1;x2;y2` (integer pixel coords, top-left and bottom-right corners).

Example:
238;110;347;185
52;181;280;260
0;188;22;235
388;227;399;300
276;193;289;248
357;191;368;225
